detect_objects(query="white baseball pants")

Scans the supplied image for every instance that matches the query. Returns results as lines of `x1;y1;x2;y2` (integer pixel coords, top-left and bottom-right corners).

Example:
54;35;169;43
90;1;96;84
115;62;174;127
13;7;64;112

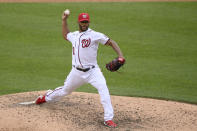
45;67;114;121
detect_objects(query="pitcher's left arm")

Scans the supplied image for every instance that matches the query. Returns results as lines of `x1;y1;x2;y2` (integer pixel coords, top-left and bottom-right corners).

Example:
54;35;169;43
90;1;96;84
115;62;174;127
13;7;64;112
106;39;124;59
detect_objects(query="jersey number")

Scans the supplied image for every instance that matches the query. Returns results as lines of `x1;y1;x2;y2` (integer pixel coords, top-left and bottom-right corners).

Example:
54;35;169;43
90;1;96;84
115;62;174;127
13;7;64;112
73;47;75;55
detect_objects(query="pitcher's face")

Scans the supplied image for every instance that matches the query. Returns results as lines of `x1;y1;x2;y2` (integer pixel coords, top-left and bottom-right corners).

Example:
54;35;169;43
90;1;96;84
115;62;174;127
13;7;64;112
79;21;89;32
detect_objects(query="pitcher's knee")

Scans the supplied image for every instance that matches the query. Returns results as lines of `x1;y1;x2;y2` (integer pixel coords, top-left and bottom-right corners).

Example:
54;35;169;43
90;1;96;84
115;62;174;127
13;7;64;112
62;86;74;96
96;83;108;91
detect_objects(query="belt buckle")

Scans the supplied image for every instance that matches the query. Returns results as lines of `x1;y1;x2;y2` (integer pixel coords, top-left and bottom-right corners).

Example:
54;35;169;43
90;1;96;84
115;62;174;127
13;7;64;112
83;68;90;72
74;65;95;72
76;67;90;72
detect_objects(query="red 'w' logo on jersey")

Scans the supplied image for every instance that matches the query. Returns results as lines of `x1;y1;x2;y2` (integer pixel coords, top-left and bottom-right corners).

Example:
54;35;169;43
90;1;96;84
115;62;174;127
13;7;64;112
81;38;91;48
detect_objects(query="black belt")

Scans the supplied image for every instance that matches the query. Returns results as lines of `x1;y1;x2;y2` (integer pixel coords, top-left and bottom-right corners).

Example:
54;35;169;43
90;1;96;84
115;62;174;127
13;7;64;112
73;65;95;72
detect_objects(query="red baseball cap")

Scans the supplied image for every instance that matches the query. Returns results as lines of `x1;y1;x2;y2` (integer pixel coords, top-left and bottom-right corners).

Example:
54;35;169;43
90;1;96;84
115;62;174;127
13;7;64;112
78;13;90;22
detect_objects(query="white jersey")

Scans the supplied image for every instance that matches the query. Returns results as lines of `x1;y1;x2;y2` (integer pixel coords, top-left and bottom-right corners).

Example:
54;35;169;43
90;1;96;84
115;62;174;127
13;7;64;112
67;28;109;68
45;29;114;122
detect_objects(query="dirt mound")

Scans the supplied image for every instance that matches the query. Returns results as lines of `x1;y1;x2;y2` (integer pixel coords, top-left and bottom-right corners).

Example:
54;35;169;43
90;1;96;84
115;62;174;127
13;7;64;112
0;91;197;131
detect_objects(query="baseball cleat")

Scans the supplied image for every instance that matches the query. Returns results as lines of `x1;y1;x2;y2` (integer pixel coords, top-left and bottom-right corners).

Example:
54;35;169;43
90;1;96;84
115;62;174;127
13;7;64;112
104;120;117;128
35;95;46;105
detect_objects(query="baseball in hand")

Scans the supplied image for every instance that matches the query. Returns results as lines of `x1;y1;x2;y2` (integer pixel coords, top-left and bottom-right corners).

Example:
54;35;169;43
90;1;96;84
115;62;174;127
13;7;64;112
64;9;70;15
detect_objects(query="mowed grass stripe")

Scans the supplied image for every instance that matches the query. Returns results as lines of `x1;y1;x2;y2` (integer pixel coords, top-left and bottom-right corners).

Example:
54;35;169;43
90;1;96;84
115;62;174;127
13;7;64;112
0;2;197;104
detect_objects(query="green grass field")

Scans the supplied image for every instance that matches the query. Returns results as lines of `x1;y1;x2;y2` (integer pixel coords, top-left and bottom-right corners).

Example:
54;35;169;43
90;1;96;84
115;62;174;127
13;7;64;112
0;2;197;104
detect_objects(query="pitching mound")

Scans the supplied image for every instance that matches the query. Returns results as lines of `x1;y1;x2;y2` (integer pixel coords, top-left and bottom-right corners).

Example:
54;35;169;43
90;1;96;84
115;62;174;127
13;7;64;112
0;91;197;131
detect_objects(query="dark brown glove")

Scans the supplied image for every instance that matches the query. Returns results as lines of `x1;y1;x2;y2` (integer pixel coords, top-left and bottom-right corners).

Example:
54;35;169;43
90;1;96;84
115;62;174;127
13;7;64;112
106;57;125;72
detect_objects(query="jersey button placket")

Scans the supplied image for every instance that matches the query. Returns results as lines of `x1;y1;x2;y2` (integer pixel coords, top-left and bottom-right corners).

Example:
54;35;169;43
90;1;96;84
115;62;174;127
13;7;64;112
78;33;85;68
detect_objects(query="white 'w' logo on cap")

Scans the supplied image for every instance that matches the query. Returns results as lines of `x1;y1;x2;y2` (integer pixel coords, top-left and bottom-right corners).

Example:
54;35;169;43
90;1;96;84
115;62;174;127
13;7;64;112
82;15;87;18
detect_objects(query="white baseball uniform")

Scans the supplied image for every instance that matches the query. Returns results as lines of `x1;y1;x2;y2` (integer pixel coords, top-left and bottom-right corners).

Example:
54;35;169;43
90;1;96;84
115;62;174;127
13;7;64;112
45;28;114;121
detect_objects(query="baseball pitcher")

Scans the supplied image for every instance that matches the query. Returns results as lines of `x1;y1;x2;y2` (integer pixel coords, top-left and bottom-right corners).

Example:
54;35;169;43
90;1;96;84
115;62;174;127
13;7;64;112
35;10;125;128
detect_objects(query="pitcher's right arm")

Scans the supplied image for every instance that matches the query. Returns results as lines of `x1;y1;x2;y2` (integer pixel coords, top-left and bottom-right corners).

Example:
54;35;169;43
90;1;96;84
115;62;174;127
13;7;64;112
62;12;70;40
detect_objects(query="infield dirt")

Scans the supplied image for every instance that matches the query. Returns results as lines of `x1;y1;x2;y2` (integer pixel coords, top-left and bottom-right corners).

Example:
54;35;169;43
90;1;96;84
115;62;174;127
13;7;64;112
0;0;197;130
0;91;197;131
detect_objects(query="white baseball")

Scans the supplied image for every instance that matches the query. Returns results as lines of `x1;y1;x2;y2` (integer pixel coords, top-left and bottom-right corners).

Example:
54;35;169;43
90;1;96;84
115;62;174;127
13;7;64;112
64;9;70;15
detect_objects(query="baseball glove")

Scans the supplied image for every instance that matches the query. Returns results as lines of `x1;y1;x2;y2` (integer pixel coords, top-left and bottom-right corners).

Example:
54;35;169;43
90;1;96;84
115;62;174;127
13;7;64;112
106;57;125;72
